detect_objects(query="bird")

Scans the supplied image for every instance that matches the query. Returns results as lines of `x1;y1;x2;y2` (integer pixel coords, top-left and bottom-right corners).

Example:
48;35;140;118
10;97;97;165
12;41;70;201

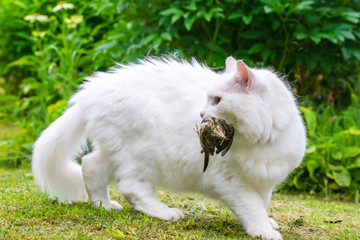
194;117;235;172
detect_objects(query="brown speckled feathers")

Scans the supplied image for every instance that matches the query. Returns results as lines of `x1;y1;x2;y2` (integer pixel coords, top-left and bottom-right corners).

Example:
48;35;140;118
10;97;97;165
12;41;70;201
196;117;235;172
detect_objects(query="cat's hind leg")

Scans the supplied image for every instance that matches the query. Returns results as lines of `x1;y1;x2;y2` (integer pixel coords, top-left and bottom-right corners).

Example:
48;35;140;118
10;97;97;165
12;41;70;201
82;149;122;210
117;179;184;221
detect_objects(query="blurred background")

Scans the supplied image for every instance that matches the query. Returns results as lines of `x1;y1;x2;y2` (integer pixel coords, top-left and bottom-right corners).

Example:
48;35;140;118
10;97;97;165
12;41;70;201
0;0;359;202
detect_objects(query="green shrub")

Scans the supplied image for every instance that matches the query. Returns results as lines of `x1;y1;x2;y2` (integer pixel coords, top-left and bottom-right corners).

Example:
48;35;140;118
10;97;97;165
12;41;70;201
117;0;360;106
2;0;360;108
288;94;360;202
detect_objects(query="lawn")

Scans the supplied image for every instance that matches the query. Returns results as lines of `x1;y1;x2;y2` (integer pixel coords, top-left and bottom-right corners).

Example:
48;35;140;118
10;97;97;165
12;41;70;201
0;167;359;240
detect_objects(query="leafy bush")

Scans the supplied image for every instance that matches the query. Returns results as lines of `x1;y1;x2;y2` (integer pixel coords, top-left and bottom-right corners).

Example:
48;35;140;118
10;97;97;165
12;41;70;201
288;94;360;202
117;0;360;106
2;0;360;107
0;0;359;199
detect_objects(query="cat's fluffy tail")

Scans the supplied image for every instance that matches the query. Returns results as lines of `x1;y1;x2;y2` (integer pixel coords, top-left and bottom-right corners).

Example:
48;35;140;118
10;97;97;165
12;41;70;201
32;105;88;202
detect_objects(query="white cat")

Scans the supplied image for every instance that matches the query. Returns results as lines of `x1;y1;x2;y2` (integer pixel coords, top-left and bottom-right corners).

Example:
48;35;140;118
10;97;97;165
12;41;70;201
32;56;306;240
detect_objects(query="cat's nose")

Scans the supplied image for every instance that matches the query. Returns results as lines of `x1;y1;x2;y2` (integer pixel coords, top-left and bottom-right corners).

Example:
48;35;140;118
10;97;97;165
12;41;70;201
200;112;205;118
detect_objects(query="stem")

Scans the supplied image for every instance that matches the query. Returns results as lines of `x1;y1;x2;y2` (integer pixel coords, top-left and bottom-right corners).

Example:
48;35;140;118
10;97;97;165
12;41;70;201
35;23;46;81
212;18;220;43
60;13;74;96
278;32;289;70
277;12;290;71
35;22;47;117
201;21;211;40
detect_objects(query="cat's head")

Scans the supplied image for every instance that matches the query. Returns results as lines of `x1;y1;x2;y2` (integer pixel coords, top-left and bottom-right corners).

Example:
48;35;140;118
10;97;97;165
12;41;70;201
201;57;298;145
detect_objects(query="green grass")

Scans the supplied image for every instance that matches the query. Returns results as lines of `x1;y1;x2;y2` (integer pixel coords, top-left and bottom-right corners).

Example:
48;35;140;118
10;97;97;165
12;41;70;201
0;168;359;240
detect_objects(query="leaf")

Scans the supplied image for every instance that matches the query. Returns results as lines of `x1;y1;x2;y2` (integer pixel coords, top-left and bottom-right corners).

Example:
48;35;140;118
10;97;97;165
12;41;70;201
332;151;343;160
205;42;224;54
141;34;157;45
161;33;172;41
305;145;316;154
11;0;27;8
160;8;183;16
228;11;243;20
295;24;307;40
204;11;213;22
184;15;196;31
261;49;270;61
263;5;273;14
300;107;317;136
309;28;323;44
46;100;67;122
95;41;118;52
347;127;360;135
171;14;182;24
306;160;320;181
204;7;224;21
248;43;265;54
184;1;197;11
337;29;355;41
153;36;162;47
305;14;321;25
333;169;351;187
334;127;360;141
7;56;38;68
340;9;360;24
242;14;253;25
329;165;343;171
295;0;314;11
310;34;321;44
272;20;280;30
349;157;360;169
341;147;360;158
294;32;307;40
323;33;338;43
293;171;305;189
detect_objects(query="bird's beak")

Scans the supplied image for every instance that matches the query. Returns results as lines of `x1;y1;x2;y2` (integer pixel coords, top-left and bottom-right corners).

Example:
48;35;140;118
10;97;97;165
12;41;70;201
201;117;210;124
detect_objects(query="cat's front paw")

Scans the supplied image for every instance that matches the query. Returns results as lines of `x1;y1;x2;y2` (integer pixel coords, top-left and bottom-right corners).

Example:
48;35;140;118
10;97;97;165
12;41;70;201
269;218;280;230
152;207;184;221
108;200;123;211
248;228;282;240
93;200;123;211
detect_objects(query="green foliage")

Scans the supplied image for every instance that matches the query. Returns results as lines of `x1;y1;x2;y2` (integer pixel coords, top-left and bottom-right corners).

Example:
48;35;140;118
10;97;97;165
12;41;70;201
2;0;359;107
0;0;359;199
286;94;360;202
126;0;360;105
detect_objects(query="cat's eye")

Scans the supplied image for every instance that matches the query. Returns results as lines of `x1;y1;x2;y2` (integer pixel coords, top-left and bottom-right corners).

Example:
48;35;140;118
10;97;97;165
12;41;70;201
212;96;222;106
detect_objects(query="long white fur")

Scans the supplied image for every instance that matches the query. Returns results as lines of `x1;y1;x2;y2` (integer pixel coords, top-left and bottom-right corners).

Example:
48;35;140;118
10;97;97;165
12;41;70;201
32;104;88;202
32;57;306;240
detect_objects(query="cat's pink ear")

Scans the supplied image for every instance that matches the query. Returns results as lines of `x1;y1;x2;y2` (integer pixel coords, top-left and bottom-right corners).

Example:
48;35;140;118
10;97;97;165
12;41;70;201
225;56;237;73
235;60;254;90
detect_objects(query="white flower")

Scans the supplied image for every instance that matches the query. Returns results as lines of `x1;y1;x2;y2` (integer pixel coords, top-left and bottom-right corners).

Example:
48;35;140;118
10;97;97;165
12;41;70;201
31;31;47;38
53;1;74;12
48;63;57;74
65;15;83;28
24;13;49;22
